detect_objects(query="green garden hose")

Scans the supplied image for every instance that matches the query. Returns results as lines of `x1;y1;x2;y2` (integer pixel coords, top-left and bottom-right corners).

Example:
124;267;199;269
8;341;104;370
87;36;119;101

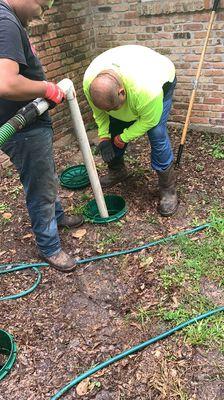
0;223;210;301
0;263;48;301
0;222;223;398
51;306;224;399
76;223;210;265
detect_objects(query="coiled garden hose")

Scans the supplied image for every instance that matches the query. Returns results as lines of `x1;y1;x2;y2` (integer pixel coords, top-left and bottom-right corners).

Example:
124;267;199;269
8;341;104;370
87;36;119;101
51;306;224;399
0;263;48;301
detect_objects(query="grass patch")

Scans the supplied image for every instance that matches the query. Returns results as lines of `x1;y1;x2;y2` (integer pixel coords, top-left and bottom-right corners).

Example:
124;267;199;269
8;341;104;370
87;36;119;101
158;210;224;349
161;213;224;289
202;133;224;160
0;203;9;212
209;140;224;160
123;209;223;349
96;231;121;252
135;306;153;325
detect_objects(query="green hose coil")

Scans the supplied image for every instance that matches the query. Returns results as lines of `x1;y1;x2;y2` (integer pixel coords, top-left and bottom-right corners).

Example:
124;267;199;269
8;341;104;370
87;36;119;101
0;115;26;147
0;123;16;147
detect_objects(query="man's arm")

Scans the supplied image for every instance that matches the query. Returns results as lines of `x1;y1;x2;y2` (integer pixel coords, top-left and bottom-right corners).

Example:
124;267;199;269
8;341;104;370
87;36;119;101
0;19;64;104
0;58;47;100
120;92;163;143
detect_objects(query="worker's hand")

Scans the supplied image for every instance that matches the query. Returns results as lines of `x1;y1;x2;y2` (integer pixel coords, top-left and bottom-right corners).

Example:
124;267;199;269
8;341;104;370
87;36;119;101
114;135;126;149
98;139;115;163
44;81;66;107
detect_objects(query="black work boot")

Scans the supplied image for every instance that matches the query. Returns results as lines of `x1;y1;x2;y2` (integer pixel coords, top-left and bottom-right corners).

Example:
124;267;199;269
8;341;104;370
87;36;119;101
156;163;178;216
41;250;76;273
100;158;129;188
58;214;84;228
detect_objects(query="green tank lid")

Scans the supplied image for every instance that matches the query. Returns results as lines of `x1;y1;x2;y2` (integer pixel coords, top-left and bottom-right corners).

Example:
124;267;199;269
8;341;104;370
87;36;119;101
60;165;90;190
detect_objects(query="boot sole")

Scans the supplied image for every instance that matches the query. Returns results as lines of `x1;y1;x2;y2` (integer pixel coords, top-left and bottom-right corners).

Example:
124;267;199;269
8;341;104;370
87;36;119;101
157;202;179;217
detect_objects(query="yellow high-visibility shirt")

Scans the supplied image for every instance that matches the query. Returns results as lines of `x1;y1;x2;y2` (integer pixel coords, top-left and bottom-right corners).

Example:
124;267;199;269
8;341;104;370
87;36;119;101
83;45;175;142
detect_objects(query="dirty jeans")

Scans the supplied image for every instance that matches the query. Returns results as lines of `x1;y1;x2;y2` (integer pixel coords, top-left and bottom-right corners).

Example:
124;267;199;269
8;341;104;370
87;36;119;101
109;77;177;171
2;122;64;257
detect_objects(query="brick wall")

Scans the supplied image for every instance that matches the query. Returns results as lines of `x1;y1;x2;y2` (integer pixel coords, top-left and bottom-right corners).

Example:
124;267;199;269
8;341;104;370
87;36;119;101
30;0;96;141
3;0;223;144
90;0;224;132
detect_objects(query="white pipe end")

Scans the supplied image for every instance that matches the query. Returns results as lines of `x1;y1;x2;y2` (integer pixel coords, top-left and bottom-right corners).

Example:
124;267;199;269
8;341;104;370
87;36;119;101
57;79;76;100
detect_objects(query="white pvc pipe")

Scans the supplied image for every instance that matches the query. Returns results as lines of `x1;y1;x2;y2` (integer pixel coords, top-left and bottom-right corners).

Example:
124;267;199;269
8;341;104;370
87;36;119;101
57;79;109;218
33;79;109;218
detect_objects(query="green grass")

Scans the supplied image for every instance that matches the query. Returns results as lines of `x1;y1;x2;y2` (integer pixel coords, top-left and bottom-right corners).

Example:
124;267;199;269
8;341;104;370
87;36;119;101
145;214;158;224
126;209;224;349
202;133;224;160
195;163;204;172
158;209;224;349
0;203;12;225
161;213;224;290
121;206;223;351
97;231;121;251
185;314;224;349
210;140;224;160
9;185;22;199
72;204;86;215
135;306;153;325
0;203;8;212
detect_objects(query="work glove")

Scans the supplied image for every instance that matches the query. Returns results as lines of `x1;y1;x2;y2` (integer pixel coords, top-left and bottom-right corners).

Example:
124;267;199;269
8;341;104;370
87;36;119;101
98;139;115;163
44;81;66;108
114;134;126;149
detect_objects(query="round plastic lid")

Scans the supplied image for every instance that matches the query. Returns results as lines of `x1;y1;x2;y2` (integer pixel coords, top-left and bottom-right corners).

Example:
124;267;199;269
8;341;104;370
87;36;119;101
60;165;90;190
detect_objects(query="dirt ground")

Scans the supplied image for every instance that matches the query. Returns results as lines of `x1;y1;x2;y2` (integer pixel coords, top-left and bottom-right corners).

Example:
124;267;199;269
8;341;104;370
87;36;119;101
0;128;223;400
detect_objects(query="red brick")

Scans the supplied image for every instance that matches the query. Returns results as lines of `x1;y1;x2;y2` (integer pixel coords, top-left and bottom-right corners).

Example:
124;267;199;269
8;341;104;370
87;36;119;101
26;0;224;141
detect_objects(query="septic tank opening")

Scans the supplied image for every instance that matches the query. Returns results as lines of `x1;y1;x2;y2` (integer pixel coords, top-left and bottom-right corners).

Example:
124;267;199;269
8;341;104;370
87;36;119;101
83;194;127;224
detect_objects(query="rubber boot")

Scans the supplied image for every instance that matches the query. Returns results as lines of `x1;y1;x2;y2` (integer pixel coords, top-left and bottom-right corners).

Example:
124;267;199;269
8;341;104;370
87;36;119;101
100;158;129;188
156;163;178;216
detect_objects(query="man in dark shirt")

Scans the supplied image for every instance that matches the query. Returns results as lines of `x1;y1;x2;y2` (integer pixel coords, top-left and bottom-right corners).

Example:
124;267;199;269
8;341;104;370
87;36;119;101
0;0;84;272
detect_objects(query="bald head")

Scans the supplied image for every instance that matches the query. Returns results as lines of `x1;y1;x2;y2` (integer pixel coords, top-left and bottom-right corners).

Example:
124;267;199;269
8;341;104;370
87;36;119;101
90;70;126;111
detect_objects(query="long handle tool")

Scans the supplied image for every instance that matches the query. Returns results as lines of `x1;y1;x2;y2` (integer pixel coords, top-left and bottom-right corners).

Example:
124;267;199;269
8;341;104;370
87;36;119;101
175;0;220;167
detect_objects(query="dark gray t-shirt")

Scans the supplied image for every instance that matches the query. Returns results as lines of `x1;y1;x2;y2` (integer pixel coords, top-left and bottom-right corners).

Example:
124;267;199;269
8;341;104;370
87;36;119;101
0;0;50;125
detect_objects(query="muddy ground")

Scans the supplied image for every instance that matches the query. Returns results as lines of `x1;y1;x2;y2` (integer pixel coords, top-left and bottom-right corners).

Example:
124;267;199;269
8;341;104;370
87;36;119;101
0;128;223;400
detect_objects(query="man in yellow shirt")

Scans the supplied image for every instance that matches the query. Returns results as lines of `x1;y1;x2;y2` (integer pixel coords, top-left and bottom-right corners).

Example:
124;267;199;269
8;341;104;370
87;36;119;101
83;45;178;216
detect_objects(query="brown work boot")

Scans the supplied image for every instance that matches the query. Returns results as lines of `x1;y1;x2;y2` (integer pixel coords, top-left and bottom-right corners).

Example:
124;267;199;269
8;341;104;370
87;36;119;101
156;163;178;216
100;158;129;188
41;250;76;273
58;214;84;228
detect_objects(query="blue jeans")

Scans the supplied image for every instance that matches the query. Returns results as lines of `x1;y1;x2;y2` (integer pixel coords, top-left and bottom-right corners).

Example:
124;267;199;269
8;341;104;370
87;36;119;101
110;77;176;171
2;122;64;257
